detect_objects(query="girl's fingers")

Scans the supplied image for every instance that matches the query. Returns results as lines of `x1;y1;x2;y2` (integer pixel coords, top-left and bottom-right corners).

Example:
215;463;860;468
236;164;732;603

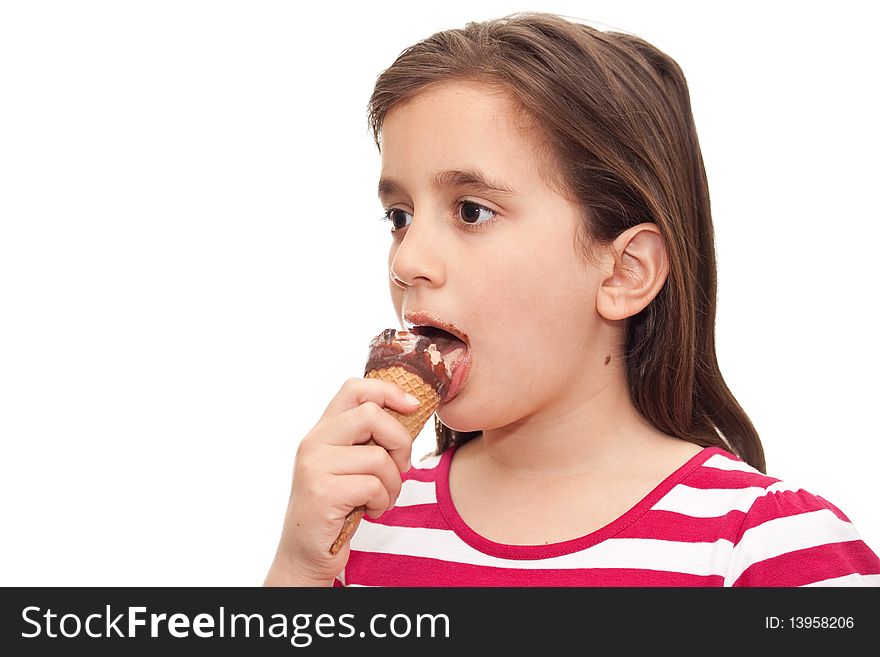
318;444;404;508
331;474;393;520
320;377;421;421
309;401;414;473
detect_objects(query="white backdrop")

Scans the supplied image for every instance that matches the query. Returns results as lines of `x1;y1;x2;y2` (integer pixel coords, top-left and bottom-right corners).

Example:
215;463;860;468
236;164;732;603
1;0;877;585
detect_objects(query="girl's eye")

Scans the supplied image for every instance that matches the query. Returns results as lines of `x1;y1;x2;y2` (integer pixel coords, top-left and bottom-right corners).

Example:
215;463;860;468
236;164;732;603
458;201;496;225
383;208;412;232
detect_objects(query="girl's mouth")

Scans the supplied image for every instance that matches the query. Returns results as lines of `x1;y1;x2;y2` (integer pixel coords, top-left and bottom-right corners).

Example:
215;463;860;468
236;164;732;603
406;315;471;402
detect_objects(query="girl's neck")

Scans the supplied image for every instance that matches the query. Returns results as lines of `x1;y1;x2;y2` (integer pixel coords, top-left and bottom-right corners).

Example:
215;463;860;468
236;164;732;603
449;369;704;546
475;367;680;480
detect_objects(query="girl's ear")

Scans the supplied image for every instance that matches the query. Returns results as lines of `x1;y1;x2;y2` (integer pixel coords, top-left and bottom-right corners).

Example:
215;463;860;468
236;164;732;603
596;224;669;321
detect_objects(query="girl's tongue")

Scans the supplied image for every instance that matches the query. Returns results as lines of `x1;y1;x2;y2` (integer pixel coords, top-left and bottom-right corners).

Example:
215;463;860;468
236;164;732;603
420;328;468;379
440;342;468;379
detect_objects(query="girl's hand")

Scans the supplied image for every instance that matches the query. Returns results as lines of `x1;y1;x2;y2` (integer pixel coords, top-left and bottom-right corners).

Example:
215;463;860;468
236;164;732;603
263;377;420;586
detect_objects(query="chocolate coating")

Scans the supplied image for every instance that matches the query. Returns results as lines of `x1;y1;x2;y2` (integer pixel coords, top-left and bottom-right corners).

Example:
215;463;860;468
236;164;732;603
364;328;452;400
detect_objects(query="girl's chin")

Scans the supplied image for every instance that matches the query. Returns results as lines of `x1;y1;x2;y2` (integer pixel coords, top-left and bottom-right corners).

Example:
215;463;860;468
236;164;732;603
435;396;488;434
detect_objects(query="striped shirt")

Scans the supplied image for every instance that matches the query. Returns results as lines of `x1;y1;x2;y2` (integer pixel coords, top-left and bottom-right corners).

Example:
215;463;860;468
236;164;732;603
338;446;880;586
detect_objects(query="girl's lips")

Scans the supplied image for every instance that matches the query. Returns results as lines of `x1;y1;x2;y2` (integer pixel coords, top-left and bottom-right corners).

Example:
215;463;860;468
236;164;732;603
403;311;468;346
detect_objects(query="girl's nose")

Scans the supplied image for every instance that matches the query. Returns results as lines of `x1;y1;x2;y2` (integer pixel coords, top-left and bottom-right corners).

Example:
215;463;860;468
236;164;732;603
388;216;446;289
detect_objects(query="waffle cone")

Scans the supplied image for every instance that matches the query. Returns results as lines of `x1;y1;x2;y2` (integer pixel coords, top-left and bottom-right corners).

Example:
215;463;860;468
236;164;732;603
329;366;441;555
364;366;441;438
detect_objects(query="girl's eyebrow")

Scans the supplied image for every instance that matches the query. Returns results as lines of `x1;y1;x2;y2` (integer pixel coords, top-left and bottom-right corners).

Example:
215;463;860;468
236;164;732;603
378;167;516;202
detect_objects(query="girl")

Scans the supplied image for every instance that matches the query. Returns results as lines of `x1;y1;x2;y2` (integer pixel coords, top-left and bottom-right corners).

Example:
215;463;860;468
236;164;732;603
265;12;880;587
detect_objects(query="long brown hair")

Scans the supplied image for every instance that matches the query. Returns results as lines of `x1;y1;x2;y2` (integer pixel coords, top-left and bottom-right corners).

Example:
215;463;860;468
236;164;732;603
368;12;765;472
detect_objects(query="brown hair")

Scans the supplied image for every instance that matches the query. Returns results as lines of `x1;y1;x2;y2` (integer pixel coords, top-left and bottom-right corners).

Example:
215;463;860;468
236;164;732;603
368;12;765;472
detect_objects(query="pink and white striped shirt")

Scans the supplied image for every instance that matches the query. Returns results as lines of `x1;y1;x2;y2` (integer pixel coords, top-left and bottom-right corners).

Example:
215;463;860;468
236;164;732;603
338;446;880;586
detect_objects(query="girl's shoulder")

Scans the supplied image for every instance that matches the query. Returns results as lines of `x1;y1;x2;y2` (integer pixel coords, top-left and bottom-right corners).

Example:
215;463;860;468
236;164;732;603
656;446;789;517
682;445;779;486
674;446;856;528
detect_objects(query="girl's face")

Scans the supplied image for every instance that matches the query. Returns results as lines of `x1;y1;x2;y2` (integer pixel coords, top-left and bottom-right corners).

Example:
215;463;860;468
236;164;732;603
379;81;612;432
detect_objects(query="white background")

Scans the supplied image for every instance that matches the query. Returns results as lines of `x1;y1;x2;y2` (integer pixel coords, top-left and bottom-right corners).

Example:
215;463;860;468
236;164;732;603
1;0;877;585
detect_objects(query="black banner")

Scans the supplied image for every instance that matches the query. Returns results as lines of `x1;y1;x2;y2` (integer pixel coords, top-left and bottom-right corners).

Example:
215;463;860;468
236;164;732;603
1;587;876;654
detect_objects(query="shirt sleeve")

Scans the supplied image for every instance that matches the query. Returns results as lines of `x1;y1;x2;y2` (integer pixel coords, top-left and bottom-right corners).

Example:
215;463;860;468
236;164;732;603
727;485;880;586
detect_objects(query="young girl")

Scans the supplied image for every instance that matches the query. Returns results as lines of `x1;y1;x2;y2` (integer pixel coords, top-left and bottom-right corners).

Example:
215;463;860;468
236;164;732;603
265;12;880;587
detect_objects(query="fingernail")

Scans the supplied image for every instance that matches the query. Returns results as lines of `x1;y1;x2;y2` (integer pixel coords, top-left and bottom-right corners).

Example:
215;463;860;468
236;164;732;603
404;393;420;406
